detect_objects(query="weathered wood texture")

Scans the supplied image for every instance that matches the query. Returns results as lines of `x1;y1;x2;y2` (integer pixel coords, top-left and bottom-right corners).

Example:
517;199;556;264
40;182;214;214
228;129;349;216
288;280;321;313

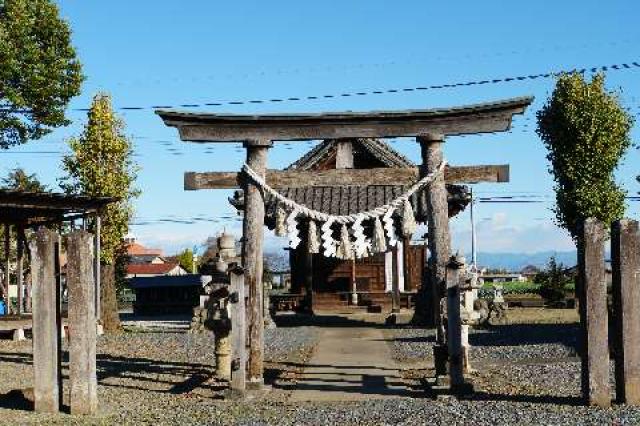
335;140;354;169
391;246;400;313
4;225;9;314
242;141;270;387
446;255;464;388
94;216;101;321
30;228;60;413
17;227;24;315
67;230;98;415
184;164;509;190
229;266;247;395
579;219;611;407
157;97;532;142
611;219;640;405
405;244;426;292
420;135;451;329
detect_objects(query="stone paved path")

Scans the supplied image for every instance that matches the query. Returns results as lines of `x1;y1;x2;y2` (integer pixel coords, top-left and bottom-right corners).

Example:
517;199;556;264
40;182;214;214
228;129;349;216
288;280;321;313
288;326;420;401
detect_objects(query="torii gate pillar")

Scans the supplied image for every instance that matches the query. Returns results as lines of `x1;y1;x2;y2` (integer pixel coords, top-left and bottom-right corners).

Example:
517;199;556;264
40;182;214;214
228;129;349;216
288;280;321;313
242;138;272;388
418;133;451;374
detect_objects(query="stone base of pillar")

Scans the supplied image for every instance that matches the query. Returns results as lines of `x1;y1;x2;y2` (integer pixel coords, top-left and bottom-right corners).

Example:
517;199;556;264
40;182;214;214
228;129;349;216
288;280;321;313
215;333;232;381
264;315;277;329
433;344;448;378
13;328;26;341
243;380;273;399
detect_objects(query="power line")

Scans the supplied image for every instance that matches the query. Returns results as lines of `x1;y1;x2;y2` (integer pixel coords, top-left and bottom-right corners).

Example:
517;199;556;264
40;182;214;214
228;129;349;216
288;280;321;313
61;59;640;113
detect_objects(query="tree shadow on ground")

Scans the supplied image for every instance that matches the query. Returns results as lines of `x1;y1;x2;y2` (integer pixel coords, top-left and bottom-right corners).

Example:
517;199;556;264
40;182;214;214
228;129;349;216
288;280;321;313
392;323;580;352
274;312;409;329
469;324;580;351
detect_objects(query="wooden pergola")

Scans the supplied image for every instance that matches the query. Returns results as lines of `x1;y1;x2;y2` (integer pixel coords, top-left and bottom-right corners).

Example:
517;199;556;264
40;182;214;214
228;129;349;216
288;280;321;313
0;190;114;414
157;96;534;392
0;190;112;316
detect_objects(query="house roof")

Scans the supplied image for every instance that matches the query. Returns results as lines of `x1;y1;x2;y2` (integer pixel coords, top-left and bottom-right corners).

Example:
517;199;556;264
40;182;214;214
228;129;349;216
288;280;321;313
126;242;163;256
287;138;413;171
127;262;182;276
128;254;166;264
128;274;204;289
230;138;470;221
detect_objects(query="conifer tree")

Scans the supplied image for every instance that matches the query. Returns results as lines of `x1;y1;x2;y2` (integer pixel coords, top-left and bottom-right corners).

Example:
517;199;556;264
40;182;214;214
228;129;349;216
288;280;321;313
61;93;139;333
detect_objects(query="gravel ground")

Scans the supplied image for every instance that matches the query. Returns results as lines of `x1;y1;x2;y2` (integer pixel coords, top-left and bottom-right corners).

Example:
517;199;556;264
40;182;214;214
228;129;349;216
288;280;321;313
389;323;579;363
0;313;637;425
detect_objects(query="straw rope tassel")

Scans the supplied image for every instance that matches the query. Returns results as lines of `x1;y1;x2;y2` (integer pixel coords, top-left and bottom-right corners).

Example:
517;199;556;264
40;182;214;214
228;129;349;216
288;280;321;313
275;205;287;237
307;220;321;254
371;216;387;253
401;199;417;237
336;224;353;260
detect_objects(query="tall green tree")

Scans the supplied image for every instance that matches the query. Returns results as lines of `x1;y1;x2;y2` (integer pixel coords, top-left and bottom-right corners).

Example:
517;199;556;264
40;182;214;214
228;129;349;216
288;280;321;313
536;72;634;240
176;248;195;273
2;167;48;192
61;93;139;333
0;0;83;148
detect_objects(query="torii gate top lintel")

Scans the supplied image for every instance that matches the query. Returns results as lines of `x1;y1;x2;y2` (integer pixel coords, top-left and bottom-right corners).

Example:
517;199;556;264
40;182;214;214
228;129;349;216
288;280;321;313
155;96;533;142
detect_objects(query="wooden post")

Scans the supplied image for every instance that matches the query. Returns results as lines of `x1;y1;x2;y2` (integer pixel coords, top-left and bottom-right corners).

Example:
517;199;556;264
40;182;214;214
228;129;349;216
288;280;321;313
350;258;358;305
446;255;465;389
94;215;101;322
391;246;400;313
229;266;246;396
67;230;98;415
579;218;610;407
17;227;24;316
417;133;450;373
242;138;271;389
303;249;313;311
4;225;10;315
611;219;640;405
335;139;354;169
30;228;60;413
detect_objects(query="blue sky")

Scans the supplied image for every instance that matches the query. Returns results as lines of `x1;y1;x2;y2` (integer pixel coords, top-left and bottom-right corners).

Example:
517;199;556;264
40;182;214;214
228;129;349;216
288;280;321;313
2;1;639;256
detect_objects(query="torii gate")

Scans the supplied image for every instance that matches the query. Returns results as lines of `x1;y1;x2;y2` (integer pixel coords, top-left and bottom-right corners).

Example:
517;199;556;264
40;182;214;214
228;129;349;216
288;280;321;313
157;96;533;391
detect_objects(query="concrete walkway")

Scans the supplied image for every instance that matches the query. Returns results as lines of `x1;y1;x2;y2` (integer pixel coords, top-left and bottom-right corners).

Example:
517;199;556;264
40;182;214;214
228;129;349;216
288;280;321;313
289;326;420;401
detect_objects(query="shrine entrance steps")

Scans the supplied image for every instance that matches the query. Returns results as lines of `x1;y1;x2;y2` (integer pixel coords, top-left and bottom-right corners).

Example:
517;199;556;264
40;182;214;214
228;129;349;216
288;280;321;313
288;324;422;401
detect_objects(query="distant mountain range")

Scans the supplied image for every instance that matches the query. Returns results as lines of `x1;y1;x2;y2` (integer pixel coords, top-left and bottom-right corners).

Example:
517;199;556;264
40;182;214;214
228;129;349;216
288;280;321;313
474;251;578;271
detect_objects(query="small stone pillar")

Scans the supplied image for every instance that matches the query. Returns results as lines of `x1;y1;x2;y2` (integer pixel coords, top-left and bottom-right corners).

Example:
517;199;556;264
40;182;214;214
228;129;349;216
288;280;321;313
215;330;232;380
30;228;61;413
264;281;276;329
611;219;640;405
579;219;611;407
66;230;98;415
229;266;247;397
446;254;465;390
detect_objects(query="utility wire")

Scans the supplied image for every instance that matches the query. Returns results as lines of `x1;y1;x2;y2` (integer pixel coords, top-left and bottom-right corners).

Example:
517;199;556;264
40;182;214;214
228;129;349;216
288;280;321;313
38;59;640;113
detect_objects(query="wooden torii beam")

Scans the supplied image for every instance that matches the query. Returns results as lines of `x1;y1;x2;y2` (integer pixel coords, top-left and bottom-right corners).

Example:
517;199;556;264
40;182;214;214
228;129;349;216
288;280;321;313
184;165;509;190
156;95;534;394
